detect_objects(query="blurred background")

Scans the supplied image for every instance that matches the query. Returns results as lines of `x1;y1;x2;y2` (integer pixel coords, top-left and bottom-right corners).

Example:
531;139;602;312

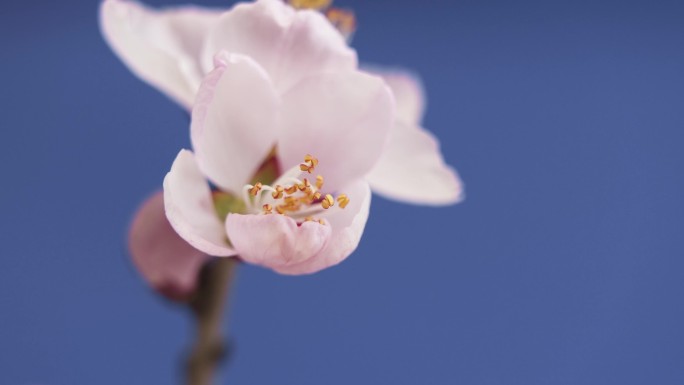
1;0;683;383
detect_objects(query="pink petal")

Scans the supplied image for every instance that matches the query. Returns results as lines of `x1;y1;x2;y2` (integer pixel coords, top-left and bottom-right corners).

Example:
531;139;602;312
225;214;332;270
369;68;426;125
367;122;464;206
100;0;221;109
274;180;371;275
278;71;395;192
191;52;280;195
129;191;210;300
163;150;237;257
202;0;357;94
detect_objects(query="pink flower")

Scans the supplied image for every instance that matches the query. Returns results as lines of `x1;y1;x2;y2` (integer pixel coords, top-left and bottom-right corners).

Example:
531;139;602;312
100;0;355;110
163;51;391;276
103;0;463;295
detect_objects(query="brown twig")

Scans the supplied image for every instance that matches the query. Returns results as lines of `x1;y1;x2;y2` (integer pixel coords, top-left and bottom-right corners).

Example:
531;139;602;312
185;258;238;385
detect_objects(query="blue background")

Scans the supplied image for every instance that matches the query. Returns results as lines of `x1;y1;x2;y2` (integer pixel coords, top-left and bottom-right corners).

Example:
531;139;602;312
1;0;683;384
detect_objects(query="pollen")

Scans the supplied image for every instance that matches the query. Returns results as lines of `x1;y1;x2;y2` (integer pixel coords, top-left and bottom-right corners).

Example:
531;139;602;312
287;0;355;41
321;194;335;209
285;185;298;195
298;178;311;191
249;182;263;196
287;0;332;10
243;155;348;226
305;154;319;166
336;194;350;209
271;185;284;199
326;8;356;38
299;154;319;173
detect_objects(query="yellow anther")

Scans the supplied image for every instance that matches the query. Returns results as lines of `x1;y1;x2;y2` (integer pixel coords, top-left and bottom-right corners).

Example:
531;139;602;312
245;154;347;221
287;0;331;10
271;185;284;199
283;197;301;211
300;154;319;173
321;194;335;209
304;154;319;167
298;178;311;191
285;185;298;195
303;187;314;198
299;163;312;173
326;8;356;37
336;194;350;209
249;183;262;196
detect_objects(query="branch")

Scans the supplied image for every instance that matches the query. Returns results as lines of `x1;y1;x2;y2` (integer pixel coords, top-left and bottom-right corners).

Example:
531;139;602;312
185;258;238;385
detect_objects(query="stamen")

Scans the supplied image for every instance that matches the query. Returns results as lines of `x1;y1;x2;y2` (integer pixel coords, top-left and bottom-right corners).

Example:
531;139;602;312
303;216;327;226
283;196;301;212
287;0;355;43
305;154;319;167
298;178;311;191
287;0;331;11
285;185;298;195
249;182;262;196
299;155;319;174
242;155;347;226
242;185;253;209
326;8;356;39
337;194;350;209
321;194;335;209
271;185;284;199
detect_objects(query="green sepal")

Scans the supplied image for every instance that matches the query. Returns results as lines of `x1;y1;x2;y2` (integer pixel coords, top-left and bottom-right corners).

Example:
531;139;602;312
212;191;247;221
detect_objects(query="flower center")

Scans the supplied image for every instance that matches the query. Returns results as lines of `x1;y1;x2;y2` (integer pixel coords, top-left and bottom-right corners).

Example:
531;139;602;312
242;155;349;225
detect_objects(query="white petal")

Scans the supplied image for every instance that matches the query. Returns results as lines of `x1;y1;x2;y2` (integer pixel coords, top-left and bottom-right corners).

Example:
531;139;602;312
225;213;331;269
163;150;237;256
202;0;357;94
278;71;395;192
367;122;464;205
369;68;426;125
275;180;371;275
100;0;222;109
191;52;280;195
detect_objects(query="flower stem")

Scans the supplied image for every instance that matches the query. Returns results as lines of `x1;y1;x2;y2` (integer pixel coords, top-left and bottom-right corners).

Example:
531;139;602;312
186;258;238;385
